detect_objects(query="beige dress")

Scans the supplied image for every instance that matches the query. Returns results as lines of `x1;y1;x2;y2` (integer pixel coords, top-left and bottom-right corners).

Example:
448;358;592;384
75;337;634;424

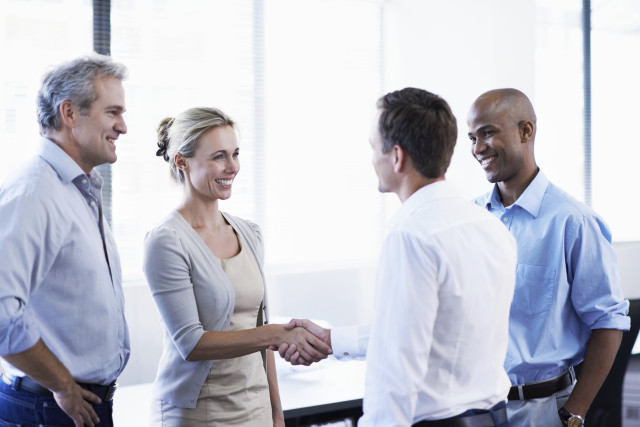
156;241;272;426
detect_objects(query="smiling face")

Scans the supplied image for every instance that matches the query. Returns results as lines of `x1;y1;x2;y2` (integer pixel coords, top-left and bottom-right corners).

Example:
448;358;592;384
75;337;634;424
70;76;127;174
182;125;239;202
466;95;529;185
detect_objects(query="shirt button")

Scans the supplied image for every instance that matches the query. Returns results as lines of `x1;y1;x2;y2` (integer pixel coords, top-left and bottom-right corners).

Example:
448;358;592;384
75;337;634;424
82;179;88;184
90;201;96;206
343;352;350;356
503;217;509;222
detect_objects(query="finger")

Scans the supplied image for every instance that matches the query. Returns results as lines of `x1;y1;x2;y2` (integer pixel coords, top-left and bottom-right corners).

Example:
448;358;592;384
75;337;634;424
290;352;302;366
277;343;289;358
284;344;298;361
296;346;323;363
82;397;100;424
81;388;102;405
294;353;313;366
303;335;332;358
268;345;278;351
284;344;297;362
73;412;94;427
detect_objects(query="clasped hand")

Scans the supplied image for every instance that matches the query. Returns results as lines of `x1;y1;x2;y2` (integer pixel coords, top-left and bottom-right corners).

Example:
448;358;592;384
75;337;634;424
272;319;331;366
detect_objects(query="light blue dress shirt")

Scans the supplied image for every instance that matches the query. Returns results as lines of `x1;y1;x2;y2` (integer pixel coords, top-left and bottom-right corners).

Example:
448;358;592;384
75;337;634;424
0;137;129;385
475;170;630;385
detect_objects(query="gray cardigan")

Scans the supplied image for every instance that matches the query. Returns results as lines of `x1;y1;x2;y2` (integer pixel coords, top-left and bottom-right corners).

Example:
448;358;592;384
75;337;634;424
143;210;270;408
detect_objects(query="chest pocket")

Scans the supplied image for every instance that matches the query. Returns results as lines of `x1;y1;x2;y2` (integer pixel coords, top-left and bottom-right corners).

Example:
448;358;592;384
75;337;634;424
512;264;557;317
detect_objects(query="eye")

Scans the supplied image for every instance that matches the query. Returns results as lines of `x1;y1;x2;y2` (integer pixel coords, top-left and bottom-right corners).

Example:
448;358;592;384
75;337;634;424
468;135;476;143
482;130;494;138
213;154;224;160
233;151;239;158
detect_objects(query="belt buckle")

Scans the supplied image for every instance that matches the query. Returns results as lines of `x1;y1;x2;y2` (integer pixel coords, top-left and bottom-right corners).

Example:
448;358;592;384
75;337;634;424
104;383;117;401
517;384;524;400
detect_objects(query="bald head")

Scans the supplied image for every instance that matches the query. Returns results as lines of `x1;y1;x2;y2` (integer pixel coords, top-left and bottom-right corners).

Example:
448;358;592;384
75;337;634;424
470;88;537;137
467;88;539;202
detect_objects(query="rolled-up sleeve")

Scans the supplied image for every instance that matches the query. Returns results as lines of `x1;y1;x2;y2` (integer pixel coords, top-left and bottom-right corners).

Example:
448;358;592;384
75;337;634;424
143;226;205;360
567;214;630;331
0;191;50;356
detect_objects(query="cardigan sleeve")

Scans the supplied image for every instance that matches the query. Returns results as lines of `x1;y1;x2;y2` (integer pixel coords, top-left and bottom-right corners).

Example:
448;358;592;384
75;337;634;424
143;225;205;360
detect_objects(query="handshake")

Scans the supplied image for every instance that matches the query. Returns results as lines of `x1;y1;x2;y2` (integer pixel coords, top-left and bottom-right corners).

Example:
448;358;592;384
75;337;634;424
270;319;332;366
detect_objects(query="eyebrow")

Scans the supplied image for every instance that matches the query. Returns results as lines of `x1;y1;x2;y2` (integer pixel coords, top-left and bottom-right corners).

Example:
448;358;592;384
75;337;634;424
468;124;494;136
211;148;240;155
105;105;125;112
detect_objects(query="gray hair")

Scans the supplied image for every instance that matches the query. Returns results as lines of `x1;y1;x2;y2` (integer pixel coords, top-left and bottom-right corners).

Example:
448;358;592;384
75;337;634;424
156;107;236;184
37;54;128;135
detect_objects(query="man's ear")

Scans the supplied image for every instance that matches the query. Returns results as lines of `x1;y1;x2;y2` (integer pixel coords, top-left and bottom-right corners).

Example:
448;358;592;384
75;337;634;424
392;145;405;173
520;121;534;143
59;100;77;128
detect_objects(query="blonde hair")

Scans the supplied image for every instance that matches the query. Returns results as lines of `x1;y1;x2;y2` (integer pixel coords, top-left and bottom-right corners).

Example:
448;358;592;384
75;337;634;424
156;107;235;183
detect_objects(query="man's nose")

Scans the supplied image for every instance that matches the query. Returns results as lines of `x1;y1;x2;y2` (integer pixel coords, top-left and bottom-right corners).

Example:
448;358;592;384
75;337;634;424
472;138;486;156
116;116;128;134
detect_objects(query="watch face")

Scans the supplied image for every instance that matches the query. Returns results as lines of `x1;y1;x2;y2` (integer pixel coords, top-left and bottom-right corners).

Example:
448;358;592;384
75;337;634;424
567;417;584;427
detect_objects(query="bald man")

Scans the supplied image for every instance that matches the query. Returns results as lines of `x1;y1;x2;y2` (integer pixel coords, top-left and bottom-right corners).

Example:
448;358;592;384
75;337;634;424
467;88;630;427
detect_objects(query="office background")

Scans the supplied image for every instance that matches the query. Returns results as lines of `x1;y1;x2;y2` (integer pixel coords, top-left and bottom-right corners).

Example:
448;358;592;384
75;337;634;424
1;0;639;424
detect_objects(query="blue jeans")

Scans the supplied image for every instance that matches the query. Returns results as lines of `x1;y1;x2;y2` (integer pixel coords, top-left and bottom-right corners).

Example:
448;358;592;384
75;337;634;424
0;381;114;427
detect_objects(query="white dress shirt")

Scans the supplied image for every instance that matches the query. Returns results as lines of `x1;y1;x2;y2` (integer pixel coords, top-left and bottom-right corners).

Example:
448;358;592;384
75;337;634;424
358;181;517;426
332;325;370;360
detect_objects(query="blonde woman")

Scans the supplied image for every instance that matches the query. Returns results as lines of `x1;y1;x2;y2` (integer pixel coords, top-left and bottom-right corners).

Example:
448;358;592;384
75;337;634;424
144;107;330;426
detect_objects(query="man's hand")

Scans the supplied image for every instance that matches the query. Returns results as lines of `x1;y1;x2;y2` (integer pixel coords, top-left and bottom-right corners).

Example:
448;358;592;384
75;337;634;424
273;319;332;366
53;383;102;427
1;339;102;427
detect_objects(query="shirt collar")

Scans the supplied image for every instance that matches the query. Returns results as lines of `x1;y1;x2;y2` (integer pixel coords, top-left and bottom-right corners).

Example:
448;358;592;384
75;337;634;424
38;136;103;187
389;180;459;228
487;170;549;217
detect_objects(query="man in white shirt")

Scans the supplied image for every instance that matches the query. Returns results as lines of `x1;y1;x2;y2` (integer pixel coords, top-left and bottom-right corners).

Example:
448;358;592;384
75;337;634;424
279;88;517;426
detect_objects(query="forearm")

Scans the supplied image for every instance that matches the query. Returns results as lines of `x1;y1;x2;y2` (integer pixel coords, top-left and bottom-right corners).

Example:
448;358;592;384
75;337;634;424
2;338;76;394
187;324;282;361
563;328;623;416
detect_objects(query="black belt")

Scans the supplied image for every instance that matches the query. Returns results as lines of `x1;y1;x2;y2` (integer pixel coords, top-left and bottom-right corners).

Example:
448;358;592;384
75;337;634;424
1;373;117;402
413;404;507;427
508;367;575;401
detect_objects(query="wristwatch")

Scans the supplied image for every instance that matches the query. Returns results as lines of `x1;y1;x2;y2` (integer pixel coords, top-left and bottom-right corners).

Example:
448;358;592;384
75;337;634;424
558;407;584;427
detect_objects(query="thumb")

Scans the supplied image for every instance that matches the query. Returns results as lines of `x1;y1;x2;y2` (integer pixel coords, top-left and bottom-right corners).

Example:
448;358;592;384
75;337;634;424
285;319;298;330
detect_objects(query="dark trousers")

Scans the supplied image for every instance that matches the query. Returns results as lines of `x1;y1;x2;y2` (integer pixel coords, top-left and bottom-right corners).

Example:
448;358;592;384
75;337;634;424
413;401;509;427
0;380;114;427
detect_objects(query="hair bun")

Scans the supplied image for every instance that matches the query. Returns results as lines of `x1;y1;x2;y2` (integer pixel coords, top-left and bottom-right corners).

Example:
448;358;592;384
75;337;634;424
156;140;169;162
156;117;175;162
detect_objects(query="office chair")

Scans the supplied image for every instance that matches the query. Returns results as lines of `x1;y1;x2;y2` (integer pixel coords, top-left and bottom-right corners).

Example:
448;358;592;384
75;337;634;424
575;298;640;427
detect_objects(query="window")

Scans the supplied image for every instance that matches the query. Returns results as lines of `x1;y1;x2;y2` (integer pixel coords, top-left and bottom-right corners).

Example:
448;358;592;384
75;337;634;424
110;0;385;286
0;0;92;183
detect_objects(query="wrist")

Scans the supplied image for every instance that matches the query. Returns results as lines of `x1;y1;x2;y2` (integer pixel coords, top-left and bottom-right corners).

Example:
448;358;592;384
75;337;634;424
558;407;584;427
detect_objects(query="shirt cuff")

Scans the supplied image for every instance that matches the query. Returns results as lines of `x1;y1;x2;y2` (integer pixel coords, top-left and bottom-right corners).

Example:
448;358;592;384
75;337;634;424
331;324;371;361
